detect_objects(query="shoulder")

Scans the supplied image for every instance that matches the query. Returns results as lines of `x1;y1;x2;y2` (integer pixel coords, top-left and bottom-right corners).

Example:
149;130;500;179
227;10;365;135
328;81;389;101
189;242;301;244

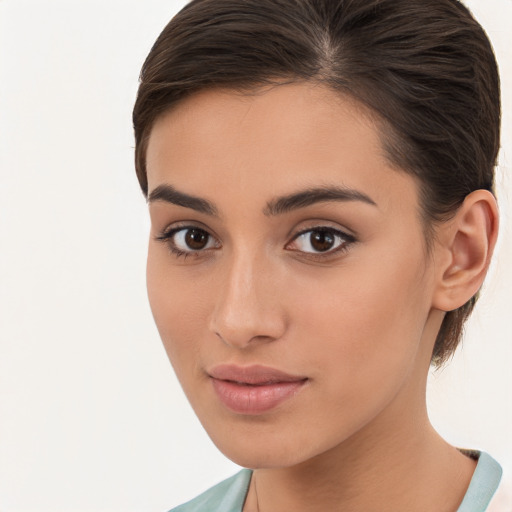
168;469;252;512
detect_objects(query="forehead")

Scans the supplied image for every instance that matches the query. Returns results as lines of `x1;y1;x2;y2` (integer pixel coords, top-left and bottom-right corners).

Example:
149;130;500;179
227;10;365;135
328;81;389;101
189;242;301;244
146;83;420;217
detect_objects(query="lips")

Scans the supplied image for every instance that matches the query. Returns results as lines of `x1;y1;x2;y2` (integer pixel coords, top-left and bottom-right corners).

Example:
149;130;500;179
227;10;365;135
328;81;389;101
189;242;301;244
208;364;308;414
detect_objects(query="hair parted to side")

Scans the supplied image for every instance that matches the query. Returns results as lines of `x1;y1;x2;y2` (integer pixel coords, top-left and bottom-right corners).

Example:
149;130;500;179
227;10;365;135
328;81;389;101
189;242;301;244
133;0;501;366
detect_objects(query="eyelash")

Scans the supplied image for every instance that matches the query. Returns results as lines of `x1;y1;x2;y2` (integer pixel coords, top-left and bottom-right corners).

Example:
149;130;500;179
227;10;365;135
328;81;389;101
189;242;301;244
155;225;219;260
287;227;356;259
155;225;356;260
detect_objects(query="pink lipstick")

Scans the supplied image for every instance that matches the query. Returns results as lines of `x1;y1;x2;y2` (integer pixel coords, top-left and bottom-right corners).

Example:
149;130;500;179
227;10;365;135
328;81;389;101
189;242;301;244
208;364;307;414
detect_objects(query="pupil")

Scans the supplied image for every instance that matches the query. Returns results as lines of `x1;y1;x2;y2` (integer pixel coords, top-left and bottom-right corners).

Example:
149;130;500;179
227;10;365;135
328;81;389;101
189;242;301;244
310;231;334;252
185;229;209;250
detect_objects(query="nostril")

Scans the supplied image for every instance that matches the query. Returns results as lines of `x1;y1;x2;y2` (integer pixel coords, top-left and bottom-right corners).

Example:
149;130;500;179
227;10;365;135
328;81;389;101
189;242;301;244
208;275;288;347
212;324;282;349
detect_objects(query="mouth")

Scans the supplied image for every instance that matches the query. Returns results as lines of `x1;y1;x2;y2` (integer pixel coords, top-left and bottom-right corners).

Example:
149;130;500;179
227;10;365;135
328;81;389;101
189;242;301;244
208;364;308;415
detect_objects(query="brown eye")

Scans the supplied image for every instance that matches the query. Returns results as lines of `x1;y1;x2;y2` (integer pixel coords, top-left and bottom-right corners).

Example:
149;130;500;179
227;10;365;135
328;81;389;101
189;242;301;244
159;226;219;256
287;227;354;255
309;231;335;252
184;228;210;250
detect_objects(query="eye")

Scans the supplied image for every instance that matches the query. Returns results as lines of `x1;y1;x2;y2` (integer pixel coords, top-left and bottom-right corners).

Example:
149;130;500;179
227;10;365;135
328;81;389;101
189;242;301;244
287;227;354;255
156;226;220;257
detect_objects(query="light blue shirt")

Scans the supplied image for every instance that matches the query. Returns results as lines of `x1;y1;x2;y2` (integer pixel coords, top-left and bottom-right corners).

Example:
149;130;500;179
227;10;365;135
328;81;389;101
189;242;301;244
169;451;502;512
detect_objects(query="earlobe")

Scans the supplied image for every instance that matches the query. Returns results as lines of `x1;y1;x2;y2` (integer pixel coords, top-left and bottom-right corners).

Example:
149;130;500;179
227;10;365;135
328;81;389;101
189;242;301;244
432;190;499;312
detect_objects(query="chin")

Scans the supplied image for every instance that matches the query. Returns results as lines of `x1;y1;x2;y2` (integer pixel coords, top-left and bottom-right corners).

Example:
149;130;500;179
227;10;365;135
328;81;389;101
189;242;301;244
217;441;310;470
203;418;343;470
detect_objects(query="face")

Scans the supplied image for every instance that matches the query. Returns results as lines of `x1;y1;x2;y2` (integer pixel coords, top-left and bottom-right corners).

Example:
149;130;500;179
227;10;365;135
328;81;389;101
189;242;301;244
145;83;442;469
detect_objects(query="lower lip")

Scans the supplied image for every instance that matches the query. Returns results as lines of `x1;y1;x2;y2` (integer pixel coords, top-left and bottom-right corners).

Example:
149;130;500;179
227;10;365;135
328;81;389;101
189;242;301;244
211;378;307;415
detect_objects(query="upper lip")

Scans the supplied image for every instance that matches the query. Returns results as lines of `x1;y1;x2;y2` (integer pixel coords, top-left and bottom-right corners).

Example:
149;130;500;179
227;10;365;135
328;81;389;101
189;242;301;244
208;364;307;385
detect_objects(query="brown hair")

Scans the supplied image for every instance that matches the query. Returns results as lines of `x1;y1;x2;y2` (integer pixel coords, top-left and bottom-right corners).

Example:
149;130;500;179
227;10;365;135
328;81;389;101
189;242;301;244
133;0;501;366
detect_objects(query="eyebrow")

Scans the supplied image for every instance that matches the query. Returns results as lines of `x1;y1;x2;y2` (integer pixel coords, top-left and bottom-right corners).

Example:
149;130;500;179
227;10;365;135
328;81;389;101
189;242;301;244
148;184;218;216
263;185;377;216
147;183;377;216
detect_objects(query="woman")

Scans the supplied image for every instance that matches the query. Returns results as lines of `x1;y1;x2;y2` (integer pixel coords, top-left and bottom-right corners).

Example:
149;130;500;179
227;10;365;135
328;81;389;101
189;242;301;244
133;0;505;510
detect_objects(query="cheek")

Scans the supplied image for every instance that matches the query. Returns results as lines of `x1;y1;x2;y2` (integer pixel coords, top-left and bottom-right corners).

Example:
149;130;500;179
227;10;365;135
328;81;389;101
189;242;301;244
288;247;431;384
273;255;431;445
146;246;211;373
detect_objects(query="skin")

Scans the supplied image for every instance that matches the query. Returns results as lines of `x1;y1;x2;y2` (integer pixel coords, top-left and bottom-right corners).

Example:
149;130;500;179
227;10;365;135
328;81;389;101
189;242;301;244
145;83;497;511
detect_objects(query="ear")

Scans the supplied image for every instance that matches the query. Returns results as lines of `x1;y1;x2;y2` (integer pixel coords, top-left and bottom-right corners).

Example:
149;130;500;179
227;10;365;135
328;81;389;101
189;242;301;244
432;190;499;312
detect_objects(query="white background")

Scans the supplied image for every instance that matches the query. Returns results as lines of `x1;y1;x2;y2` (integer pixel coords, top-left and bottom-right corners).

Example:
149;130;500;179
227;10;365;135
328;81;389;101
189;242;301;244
0;1;510;510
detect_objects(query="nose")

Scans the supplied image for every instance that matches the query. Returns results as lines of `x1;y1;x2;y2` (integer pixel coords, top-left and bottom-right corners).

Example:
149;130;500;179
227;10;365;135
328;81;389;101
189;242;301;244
208;251;287;349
